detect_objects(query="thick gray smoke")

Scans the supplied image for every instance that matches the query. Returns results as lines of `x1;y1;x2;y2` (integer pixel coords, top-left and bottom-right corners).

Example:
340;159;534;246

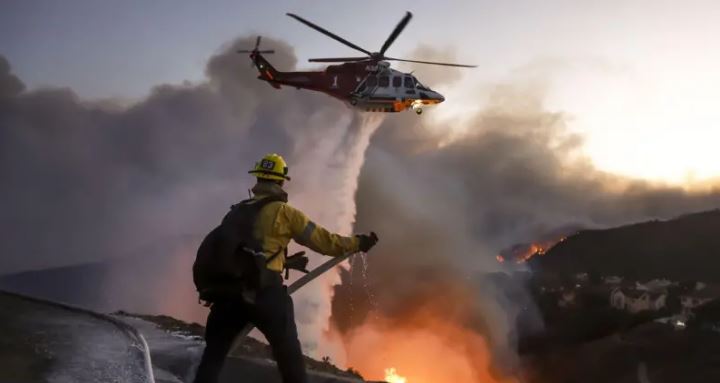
331;78;720;380
0;38;378;359
396;44;464;87
1;38;303;274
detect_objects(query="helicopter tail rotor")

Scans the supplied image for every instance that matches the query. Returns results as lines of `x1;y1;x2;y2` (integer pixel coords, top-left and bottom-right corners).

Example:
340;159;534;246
237;36;276;54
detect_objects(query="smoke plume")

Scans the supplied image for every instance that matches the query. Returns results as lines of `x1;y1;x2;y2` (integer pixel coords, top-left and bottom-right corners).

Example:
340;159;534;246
331;77;720;381
0;37;377;359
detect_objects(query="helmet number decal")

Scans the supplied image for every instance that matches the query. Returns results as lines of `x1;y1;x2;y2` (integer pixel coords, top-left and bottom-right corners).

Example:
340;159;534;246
260;159;276;170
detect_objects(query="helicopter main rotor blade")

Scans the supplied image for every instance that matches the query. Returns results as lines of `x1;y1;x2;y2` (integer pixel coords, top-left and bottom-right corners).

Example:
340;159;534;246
385;57;477;68
287;13;371;56
380;11;412;55
309;57;369;63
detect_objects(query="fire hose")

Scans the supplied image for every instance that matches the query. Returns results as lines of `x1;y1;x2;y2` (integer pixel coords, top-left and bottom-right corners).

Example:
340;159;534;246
227;250;362;355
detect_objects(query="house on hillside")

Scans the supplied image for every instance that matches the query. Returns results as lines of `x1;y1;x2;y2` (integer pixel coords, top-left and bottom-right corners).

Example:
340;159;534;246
637;279;674;292
680;288;719;313
611;288;667;313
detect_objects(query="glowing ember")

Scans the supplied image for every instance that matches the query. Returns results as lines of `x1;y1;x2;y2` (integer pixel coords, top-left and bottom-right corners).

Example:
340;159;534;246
515;243;545;263
385;367;407;383
496;255;505;263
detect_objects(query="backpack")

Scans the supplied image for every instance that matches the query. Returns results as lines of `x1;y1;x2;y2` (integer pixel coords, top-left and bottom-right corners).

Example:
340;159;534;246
193;196;284;303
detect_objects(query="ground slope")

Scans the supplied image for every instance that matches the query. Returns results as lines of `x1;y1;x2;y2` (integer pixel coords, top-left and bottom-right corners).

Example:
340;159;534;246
0;291;153;383
529;209;720;281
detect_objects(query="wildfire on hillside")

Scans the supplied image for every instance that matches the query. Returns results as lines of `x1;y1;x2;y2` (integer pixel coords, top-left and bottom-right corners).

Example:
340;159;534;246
496;236;567;264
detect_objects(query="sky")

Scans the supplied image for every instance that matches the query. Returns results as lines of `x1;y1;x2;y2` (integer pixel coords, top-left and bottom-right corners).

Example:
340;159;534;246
2;0;720;184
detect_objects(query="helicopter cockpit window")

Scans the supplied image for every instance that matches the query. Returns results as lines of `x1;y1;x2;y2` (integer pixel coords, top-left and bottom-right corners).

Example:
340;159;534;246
392;76;402;87
404;76;414;88
416;80;430;91
366;75;378;88
378;76;390;87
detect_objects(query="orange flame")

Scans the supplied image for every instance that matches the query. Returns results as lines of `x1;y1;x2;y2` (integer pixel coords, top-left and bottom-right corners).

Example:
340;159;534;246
341;293;518;383
385;367;408;383
497;236;567;264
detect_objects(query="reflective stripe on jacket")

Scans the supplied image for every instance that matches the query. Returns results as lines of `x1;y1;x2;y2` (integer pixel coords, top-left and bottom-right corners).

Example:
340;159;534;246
251;184;359;272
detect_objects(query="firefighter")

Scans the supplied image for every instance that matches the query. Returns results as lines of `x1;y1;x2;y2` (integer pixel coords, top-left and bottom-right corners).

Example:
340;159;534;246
193;153;379;383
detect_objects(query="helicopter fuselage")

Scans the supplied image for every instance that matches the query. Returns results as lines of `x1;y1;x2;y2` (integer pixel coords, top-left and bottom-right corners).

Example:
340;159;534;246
250;52;444;114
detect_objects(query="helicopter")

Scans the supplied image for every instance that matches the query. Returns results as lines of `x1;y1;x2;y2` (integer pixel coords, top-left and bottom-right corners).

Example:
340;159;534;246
238;12;476;114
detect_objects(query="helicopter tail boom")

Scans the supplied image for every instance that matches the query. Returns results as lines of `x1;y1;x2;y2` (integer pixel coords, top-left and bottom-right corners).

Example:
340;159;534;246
250;53;282;88
237;36;282;89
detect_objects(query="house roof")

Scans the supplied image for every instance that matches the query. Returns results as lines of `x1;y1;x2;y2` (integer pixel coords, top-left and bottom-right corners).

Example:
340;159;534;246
614;288;665;300
613;288;645;299
682;288;720;299
647;291;667;300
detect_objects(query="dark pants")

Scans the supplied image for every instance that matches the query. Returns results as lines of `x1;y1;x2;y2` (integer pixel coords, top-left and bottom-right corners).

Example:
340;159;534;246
193;285;307;383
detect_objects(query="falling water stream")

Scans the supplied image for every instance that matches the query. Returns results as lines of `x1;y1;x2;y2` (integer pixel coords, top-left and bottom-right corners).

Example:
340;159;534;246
283;112;385;363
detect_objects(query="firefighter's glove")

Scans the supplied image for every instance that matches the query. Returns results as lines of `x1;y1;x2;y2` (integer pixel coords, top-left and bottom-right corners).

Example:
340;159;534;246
357;232;379;253
285;251;309;273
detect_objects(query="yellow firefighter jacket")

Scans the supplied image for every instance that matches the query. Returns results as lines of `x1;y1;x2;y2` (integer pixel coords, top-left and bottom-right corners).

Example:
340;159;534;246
250;182;359;272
